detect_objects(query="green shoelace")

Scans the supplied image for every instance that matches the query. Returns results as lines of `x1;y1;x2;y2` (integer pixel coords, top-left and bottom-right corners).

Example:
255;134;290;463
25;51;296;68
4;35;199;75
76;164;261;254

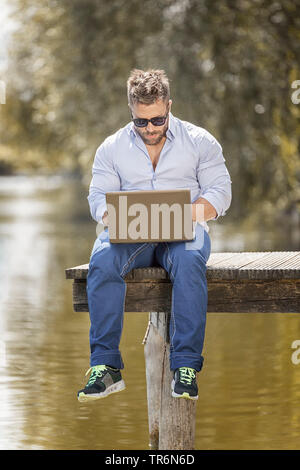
85;365;107;386
178;367;196;385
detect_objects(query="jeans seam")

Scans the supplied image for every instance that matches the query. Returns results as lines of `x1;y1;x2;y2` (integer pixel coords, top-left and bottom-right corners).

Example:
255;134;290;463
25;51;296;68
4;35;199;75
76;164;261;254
120;282;127;336
165;243;175;281
164;243;176;351
120;243;150;278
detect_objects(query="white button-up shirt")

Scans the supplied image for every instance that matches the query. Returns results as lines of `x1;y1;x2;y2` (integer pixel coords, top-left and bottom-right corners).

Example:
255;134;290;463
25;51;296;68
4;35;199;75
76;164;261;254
88;112;232;232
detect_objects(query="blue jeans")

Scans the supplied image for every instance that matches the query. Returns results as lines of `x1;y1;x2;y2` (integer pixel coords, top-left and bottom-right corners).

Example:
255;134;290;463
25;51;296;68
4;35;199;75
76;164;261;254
86;224;211;372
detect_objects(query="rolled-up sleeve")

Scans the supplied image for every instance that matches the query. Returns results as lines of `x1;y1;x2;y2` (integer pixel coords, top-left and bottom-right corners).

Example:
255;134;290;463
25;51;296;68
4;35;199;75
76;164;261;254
196;132;232;220
87;139;121;223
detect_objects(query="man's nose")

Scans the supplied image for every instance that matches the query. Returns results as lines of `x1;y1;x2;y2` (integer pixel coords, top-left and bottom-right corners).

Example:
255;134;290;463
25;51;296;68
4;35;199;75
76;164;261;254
146;121;156;132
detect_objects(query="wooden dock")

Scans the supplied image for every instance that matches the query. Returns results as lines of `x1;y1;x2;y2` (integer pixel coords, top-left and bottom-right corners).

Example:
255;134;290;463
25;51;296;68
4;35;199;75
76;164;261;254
65;251;300;449
66;251;300;314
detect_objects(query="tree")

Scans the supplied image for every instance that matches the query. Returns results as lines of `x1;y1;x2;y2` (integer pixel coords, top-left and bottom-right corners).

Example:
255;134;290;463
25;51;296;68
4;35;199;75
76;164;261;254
0;0;299;228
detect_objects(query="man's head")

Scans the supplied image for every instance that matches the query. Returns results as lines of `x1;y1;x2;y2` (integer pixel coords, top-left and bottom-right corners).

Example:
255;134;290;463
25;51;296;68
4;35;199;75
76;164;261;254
127;69;172;146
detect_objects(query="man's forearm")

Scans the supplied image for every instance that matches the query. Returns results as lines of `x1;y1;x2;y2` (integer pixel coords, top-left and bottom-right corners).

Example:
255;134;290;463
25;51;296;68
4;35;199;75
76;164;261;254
192;197;217;223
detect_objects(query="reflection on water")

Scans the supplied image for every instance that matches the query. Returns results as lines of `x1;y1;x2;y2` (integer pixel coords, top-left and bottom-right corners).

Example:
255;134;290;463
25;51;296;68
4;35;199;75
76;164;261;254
0;174;299;450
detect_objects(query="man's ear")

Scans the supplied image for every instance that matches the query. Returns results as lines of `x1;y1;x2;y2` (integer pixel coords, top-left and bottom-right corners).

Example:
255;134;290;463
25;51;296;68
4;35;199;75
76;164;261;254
168;99;172;110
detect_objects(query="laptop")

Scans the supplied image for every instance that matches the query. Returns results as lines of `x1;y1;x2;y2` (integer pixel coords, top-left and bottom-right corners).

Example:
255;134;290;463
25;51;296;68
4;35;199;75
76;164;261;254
105;189;196;243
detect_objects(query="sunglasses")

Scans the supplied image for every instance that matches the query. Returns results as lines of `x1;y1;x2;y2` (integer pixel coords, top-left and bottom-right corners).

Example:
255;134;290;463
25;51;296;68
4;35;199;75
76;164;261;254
131;109;169;128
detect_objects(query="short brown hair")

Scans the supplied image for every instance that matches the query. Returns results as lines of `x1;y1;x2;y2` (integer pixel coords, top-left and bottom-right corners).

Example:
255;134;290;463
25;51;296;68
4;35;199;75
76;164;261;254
127;69;170;107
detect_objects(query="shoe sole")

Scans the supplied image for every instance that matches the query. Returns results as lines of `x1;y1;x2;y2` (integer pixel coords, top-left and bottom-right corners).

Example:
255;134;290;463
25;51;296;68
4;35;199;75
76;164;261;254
78;380;126;403
171;379;198;401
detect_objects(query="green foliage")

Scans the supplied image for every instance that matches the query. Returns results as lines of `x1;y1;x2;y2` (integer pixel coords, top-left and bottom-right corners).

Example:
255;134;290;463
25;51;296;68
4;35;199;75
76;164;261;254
0;0;299;221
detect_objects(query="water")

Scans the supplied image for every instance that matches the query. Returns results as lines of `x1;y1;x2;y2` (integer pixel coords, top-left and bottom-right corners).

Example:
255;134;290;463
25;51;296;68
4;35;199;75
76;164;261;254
0;174;299;450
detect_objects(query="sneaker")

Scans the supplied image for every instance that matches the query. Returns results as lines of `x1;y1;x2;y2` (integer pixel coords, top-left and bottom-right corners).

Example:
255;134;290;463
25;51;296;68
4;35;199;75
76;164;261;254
171;367;198;400
77;365;125;402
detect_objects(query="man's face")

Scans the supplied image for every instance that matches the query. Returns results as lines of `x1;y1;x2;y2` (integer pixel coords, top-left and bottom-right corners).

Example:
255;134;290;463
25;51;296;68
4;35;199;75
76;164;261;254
130;99;172;146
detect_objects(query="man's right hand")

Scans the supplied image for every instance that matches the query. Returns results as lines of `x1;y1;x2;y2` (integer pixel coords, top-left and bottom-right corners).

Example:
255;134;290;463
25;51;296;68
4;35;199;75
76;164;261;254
102;210;109;226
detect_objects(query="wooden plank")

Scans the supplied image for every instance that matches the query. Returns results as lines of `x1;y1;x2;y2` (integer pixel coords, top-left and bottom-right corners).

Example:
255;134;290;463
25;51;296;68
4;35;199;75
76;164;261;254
130;267;168;281
206;268;300;280
233;252;300;280
207;279;300;313
72;279;172;312
66;252;300;281
239;251;298;270
71;278;300;313
65;254;278;278
65;264;89;280
206;252;243;266
269;253;300;269
206;252;271;269
65;252;261;279
206;251;300;280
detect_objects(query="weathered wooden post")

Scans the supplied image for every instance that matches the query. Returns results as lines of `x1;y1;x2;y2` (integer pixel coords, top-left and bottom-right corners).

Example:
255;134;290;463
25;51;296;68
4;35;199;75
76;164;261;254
143;313;165;449
143;312;197;450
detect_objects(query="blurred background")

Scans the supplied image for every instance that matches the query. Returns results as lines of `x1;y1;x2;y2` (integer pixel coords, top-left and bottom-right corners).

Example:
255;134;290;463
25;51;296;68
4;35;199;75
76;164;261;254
0;0;299;450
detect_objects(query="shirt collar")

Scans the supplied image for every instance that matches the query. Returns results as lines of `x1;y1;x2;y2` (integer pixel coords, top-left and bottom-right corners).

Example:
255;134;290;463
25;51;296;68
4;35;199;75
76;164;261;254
167;111;176;140
127;111;176;141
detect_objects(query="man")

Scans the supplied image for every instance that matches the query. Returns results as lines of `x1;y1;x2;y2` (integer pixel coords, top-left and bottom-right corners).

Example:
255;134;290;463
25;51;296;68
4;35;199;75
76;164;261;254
78;69;232;402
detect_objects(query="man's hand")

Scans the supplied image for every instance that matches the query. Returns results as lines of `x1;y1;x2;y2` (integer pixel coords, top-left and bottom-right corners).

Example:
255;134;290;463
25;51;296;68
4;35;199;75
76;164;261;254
102;210;109;226
192;197;217;223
